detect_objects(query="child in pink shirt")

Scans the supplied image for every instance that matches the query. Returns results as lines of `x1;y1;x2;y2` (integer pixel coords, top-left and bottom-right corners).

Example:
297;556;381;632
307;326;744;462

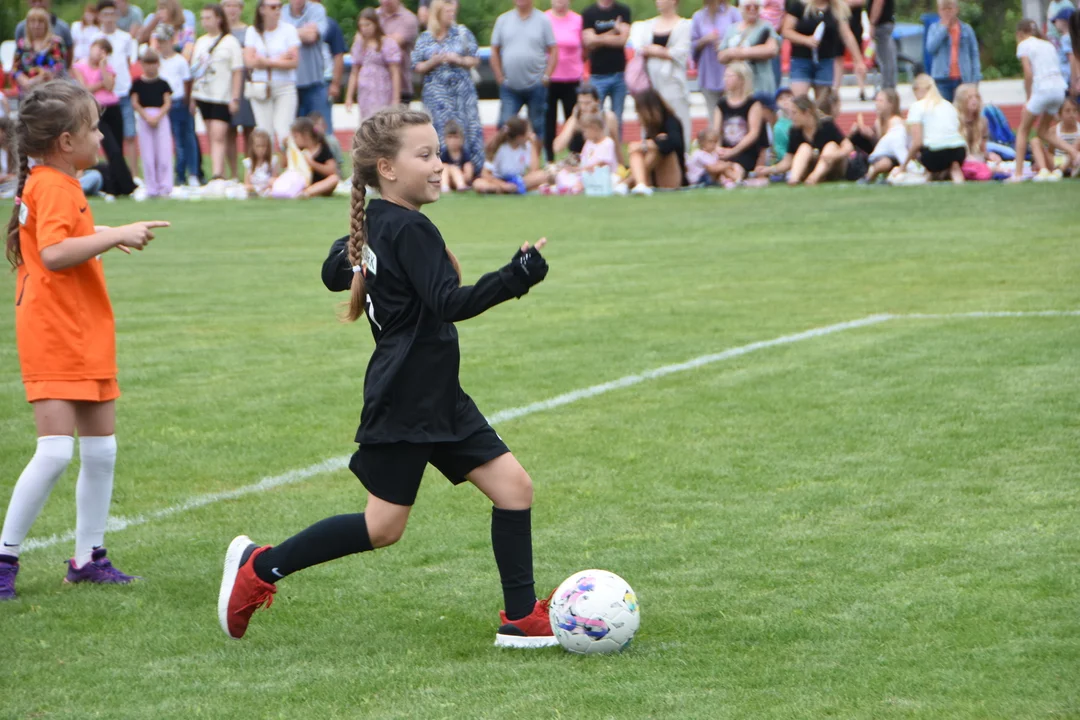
71;38;120;108
687;128;725;185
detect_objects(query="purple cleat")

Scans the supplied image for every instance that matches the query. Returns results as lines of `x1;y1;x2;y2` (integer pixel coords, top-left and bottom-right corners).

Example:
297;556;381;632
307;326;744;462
0;555;18;600
64;548;140;585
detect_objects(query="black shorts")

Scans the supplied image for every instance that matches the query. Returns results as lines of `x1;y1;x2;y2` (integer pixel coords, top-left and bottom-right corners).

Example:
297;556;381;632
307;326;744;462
196;100;231;124
349;424;510;507
920;146;966;173
843;150;870;181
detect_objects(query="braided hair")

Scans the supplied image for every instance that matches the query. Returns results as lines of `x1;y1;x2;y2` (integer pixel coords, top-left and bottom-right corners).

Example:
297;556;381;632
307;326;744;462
6;81;99;269
346;107;462;322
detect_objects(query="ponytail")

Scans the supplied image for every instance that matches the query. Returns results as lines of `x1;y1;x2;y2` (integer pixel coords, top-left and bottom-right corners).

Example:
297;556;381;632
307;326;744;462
5;152;29;269
345;174;368;322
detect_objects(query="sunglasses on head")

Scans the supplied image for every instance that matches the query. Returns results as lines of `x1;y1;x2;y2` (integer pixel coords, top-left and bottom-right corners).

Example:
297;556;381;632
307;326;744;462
263;2;282;8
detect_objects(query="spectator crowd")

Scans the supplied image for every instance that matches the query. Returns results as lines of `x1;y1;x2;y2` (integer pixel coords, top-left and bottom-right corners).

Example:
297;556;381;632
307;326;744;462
2;0;1079;200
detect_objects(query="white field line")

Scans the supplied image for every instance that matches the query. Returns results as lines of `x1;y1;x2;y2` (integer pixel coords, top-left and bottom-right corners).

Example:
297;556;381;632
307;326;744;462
19;310;1077;553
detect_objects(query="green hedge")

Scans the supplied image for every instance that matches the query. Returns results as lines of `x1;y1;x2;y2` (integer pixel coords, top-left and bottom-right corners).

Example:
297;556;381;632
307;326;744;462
5;0;1022;76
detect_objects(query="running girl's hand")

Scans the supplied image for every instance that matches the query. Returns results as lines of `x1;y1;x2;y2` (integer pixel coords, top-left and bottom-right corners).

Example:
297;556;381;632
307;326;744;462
116;221;170;250
510;237;549;288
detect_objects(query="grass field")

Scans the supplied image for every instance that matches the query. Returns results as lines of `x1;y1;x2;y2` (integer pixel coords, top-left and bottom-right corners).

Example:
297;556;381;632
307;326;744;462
2;185;1079;719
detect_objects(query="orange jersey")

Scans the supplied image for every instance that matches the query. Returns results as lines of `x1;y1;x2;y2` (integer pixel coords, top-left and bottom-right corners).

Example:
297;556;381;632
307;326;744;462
15;166;116;382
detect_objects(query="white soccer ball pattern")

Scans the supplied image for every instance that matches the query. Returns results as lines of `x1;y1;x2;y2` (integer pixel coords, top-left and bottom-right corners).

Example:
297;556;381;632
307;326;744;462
549;569;640;654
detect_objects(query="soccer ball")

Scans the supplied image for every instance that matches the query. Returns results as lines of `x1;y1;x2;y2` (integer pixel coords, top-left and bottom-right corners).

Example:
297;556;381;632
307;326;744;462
549;569;640;654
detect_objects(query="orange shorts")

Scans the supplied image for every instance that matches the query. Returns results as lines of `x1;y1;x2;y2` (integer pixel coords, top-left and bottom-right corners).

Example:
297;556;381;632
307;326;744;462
24;378;121;403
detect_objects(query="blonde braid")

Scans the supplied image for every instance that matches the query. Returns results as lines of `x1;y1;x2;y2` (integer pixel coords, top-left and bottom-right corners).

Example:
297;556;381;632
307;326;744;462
345;172;368;322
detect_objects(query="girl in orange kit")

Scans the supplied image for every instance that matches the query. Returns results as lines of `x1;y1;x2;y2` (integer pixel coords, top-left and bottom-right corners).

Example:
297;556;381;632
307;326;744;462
0;81;168;600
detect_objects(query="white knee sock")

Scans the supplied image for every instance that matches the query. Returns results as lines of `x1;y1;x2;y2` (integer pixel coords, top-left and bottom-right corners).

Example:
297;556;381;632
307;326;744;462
74;435;118;568
0;435;76;559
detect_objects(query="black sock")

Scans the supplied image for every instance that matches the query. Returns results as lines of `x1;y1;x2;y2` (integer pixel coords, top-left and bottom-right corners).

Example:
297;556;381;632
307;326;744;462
491;507;536;621
253;513;373;584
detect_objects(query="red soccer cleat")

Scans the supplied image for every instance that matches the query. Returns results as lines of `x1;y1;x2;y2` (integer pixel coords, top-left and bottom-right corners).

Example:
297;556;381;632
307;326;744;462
218;535;276;640
495;591;560;648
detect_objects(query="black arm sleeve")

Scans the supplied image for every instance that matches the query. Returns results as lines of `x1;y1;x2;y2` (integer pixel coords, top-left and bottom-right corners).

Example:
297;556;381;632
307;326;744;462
397;219;530;323
322;236;353;292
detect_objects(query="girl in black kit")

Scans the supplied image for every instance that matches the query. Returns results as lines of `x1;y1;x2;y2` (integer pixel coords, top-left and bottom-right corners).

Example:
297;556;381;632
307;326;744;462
218;108;554;648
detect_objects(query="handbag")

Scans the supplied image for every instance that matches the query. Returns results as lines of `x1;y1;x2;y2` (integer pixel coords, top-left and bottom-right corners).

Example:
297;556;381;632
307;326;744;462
243;32;272;101
191;32;226;81
625;52;651;95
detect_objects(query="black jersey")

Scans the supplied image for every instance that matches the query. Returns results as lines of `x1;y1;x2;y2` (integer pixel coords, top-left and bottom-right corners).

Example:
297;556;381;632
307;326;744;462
322;199;535;445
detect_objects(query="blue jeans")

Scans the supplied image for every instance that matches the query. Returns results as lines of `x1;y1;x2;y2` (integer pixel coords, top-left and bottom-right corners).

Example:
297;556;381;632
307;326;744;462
297;82;333;132
80;169;104;196
498;83;547;140
169;102;200;183
934;78;961;103
590;73;627;135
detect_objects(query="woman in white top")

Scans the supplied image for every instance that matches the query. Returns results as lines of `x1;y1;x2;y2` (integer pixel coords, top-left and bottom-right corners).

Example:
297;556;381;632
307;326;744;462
191;3;245;182
71;3;100;63
629;0;693;144
900;74;966;183
1011;19;1080;180
244;0;300;151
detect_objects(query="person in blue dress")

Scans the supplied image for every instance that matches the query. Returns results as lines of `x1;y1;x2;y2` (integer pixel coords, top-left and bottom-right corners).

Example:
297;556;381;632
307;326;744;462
411;0;484;171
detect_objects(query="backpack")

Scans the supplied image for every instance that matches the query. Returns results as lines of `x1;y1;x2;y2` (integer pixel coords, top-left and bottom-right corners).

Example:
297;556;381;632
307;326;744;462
983;105;1015;146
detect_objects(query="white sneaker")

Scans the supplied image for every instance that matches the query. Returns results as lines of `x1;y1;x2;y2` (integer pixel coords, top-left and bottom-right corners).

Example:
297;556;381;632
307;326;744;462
187;176;202;188
630;184;653;196
612;182;629;196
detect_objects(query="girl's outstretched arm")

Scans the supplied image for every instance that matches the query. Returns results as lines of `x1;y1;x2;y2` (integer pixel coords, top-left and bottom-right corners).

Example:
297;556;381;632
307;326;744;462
399;220;547;323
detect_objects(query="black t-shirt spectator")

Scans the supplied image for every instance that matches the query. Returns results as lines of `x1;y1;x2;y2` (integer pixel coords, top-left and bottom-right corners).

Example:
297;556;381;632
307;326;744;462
876;0;895;24
311;142;335;182
440;148;467;168
582;2;632;75
649;111;687;185
130;78;172;108
785;0;842;60
786;118;845;155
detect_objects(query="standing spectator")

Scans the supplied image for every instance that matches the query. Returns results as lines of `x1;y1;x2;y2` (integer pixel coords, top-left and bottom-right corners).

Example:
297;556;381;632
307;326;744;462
630;0;693;144
759;0;786;87
156;25;200;187
244;0;301;152
412;0;484;172
345;9;402;122
377;0;420;106
491;0;558;144
1051;8;1074;88
312;0;346;129
282;0;331;129
868;0;896;89
141;0;196;61
782;0;865;98
114;0;143;37
1011;20;1080;180
131;49;175;197
13;9;68;96
582;0;633;138
223;0;256;179
16;0;74;67
1047;0;1074;43
72;38;120;147
71;3;100;64
92;0;139;174
719;0;781;102
692;0;742;129
191;3;245;184
836;0;867;99
926;0;980;103
899;74;966;183
544;0;583;162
